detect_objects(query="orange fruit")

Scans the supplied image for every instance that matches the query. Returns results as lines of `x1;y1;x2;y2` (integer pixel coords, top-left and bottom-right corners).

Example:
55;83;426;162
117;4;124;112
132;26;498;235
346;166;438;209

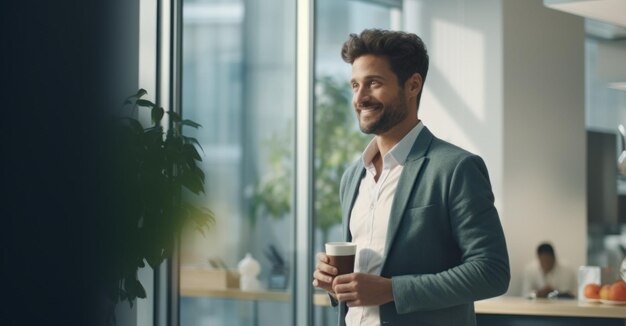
608;281;626;301
600;284;611;300
584;283;601;299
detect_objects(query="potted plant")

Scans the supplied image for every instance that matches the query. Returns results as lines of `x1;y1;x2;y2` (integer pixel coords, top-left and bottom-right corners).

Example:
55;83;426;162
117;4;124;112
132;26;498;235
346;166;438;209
104;88;213;323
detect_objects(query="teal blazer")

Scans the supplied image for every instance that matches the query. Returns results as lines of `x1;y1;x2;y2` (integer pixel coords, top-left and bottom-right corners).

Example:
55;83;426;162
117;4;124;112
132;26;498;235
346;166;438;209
336;127;510;326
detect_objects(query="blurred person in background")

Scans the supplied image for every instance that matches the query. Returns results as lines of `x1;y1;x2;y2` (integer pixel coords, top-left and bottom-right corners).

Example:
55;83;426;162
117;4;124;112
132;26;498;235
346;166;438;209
522;242;577;298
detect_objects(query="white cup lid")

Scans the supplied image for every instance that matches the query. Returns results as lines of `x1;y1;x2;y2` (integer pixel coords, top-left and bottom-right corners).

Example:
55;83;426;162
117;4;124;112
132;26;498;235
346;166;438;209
325;242;356;256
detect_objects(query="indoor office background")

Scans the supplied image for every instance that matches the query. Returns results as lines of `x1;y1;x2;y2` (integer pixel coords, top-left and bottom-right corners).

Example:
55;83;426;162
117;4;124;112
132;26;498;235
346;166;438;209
130;0;626;325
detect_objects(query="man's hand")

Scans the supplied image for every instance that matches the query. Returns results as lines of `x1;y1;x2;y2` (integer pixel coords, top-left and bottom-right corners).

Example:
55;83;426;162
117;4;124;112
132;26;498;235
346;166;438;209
312;252;338;294
535;285;555;298
333;272;394;307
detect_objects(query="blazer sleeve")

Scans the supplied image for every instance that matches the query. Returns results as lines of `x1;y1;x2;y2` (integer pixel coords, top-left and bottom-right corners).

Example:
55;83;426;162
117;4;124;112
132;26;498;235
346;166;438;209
391;155;510;313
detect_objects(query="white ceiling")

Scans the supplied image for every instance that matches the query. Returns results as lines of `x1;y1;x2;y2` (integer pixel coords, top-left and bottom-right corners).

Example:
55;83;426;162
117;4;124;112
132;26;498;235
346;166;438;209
544;0;626;28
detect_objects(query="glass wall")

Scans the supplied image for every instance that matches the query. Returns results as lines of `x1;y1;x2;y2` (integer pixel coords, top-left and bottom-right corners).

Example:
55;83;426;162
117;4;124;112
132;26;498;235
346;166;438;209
177;0;401;324
179;0;296;325
313;1;400;325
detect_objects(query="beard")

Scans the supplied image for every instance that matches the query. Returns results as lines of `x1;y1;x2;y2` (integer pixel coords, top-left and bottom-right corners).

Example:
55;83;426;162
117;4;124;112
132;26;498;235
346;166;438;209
357;95;408;135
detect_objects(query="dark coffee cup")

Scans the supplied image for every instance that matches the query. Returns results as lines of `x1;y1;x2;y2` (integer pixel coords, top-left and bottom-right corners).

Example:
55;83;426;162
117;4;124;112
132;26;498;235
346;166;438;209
325;242;356;275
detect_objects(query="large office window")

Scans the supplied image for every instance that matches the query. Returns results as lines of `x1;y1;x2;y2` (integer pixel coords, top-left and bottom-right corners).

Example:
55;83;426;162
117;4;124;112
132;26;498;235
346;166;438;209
179;0;296;325
175;0;401;324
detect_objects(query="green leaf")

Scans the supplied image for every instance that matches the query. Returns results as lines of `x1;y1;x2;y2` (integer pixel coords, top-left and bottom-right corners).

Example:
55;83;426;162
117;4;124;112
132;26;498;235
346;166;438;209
182;172;204;194
196;226;207;237
183;136;204;154
151;107;165;125
135;280;147;298
181;119;202;129
146;252;161;270
136;88;147;98
183;143;202;161
144;126;163;136
191;165;206;183
123;277;137;306
168;111;182;122
136;99;155;108
186;204;215;232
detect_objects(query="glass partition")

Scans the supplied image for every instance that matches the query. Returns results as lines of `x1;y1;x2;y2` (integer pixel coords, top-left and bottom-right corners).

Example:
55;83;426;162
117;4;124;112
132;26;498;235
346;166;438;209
177;0;401;324
179;0;296;325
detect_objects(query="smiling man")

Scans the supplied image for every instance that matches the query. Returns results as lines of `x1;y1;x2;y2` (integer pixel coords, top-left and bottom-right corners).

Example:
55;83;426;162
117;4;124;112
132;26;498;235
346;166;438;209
312;29;510;326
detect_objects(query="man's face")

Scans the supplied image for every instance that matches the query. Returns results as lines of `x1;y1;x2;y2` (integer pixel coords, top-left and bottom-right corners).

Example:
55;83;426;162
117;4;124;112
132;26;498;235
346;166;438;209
538;253;555;274
350;54;411;135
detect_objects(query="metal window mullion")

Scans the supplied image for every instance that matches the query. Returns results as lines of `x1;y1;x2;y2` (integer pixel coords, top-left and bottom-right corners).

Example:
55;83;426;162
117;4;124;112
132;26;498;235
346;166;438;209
168;0;183;325
295;0;314;325
154;0;173;325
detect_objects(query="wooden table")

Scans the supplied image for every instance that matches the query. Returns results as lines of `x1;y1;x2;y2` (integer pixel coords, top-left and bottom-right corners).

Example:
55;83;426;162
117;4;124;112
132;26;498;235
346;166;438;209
181;286;626;319
475;296;626;319
180;267;626;325
181;287;331;306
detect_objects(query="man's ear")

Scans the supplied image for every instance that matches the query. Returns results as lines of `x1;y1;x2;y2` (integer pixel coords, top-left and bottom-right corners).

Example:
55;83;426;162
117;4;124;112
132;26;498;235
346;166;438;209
405;73;423;98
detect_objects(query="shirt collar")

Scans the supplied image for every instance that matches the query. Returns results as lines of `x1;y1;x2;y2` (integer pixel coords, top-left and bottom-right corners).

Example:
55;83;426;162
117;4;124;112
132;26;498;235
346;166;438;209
361;121;424;173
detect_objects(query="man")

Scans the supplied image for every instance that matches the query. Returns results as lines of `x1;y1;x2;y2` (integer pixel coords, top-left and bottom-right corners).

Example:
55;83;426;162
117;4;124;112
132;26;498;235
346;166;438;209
522;242;577;298
312;29;510;325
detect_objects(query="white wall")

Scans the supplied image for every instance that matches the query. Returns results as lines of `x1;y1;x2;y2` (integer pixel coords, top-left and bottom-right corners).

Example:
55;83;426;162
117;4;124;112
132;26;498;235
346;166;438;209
404;0;586;296
404;0;504;209
502;0;586;296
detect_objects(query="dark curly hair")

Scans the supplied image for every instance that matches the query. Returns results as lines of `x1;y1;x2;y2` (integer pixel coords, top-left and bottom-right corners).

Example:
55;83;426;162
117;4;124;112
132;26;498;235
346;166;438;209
341;29;429;108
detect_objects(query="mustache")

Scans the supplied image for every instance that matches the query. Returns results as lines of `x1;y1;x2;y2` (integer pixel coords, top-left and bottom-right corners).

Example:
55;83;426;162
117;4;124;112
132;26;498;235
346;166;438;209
356;100;382;109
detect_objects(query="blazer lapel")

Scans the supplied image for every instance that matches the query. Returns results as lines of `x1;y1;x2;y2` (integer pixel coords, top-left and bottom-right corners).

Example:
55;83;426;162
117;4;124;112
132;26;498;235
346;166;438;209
342;162;365;242
382;127;434;262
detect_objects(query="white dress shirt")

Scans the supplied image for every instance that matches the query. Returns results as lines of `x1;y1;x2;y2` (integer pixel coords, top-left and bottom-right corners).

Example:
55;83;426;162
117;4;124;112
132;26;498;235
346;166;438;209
346;122;424;326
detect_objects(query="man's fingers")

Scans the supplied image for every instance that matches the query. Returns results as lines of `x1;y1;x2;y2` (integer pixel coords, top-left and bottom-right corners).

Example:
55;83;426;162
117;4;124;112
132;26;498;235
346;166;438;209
317;252;329;263
312;278;329;290
313;270;333;284
316;262;338;276
312;274;334;293
313;278;329;289
333;280;356;294
335;291;357;302
332;273;355;287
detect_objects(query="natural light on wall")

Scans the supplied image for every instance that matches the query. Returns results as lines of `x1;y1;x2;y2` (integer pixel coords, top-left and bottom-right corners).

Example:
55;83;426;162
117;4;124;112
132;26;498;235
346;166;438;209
421;18;486;154
432;18;486;122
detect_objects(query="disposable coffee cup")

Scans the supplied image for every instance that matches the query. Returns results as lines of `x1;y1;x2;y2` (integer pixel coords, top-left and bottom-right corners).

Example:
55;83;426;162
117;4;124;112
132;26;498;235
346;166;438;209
325;242;356;275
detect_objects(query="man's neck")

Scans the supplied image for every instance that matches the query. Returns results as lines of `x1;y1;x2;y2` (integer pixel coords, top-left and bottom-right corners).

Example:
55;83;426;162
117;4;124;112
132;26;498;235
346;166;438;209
375;118;419;158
